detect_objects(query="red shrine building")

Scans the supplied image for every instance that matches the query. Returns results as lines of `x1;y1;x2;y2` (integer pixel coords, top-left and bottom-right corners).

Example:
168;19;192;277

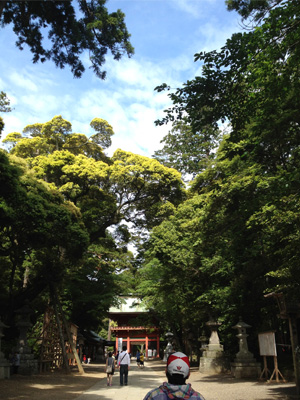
108;297;160;357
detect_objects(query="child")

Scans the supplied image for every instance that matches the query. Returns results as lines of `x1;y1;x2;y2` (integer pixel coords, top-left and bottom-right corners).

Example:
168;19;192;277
140;352;144;368
136;350;141;367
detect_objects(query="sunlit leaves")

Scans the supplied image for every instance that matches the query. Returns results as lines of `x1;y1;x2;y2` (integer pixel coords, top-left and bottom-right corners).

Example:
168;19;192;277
90;118;114;149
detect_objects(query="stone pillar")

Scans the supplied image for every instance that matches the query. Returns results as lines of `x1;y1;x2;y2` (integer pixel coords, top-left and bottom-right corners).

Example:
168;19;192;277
199;320;229;374
199;331;208;351
231;317;261;379
0;318;10;379
15;302;38;375
163;332;174;361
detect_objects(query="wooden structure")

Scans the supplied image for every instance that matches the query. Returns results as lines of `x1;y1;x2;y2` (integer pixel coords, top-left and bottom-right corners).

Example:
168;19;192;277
259;331;286;383
109;297;160;357
39;307;63;371
264;292;300;391
39;307;79;371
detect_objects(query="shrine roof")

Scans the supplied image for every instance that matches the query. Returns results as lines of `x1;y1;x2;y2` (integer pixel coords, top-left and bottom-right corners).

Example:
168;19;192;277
110;326;158;331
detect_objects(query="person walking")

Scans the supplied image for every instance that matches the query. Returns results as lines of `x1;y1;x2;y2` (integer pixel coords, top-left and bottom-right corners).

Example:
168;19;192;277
143;352;206;400
117;345;130;386
136;349;141;368
12;352;20;374
105;351;115;386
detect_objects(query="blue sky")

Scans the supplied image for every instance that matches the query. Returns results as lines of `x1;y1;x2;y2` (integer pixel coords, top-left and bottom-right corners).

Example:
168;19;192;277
0;0;242;157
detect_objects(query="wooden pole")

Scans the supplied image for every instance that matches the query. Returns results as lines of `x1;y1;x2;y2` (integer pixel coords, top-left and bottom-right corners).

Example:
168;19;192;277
268;356;286;383
260;356;269;380
51;287;70;374
288;316;300;394
53;287;85;375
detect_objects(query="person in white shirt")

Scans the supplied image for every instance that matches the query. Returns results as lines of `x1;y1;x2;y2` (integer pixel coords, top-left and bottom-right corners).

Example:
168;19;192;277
117;345;131;386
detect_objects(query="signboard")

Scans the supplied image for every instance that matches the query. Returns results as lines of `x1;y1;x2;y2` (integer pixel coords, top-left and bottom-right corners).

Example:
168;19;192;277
118;337;123;350
258;331;277;356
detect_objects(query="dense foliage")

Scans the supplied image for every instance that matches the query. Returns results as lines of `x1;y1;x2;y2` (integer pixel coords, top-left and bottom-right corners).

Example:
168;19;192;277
0;0;134;79
1;0;299;362
137;0;300;355
0;115;185;341
153;121;220;179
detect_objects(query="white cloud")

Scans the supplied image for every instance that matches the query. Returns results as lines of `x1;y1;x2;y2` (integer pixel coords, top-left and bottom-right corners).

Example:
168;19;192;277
8;71;39;92
75;55;179;156
2;114;24;134
19;93;59;113
171;0;206;17
1;49;180;156
1;0;242;159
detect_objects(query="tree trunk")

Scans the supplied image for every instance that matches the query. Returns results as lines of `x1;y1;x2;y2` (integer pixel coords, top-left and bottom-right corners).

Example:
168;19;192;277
52;285;85;374
107;318;111;341
50;286;71;374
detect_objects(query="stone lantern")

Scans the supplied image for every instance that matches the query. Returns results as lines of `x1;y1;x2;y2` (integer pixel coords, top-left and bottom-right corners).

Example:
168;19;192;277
231;317;261;379
163;332;174;361
0;318;10;379
15;302;33;355
199;319;229;374
233;317;252;359
198;330;208;351
15;302;38;375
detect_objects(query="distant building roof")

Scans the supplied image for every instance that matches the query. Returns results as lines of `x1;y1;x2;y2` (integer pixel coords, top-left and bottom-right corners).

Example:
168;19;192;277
109;297;147;314
82;330;106;344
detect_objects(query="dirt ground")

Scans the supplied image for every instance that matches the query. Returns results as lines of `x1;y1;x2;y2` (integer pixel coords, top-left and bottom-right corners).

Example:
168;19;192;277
0;363;107;400
1;361;298;400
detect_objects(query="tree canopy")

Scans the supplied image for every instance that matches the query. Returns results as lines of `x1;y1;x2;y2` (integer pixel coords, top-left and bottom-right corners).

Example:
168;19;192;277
137;0;300;355
0;150;89;324
1;115;185;337
2;0;299;363
153;121;220;179
155;0;300;171
0;0;134;79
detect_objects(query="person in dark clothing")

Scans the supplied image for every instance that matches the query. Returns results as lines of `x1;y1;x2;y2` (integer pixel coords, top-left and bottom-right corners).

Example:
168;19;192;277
136;349;141;367
12;352;20;374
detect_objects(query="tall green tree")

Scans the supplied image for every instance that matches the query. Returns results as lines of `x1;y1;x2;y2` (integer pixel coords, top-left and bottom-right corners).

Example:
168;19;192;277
155;0;300;173
0;150;89;326
2;116;186;333
0;91;11;136
153;121;220;179
3;115;110;161
4;115;185;238
138;133;299;354
0;0;134;79
142;0;300;353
